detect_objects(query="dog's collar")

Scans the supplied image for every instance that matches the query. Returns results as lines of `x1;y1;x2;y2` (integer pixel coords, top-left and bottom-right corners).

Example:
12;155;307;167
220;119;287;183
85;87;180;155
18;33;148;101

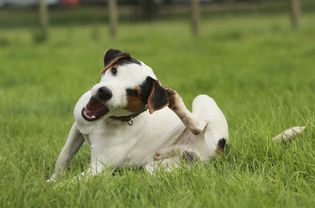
109;106;147;126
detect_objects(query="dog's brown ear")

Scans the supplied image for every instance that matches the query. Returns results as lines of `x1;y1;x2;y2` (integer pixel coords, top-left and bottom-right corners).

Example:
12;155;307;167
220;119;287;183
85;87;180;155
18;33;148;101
102;49;141;74
140;77;169;114
103;49;130;72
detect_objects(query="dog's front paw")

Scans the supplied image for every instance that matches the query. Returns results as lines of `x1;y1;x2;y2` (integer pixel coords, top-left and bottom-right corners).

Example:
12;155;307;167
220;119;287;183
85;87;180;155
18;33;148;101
47;177;56;183
47;174;58;183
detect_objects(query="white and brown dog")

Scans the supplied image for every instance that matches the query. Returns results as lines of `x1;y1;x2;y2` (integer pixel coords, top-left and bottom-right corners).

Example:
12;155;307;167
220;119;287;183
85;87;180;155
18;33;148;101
48;49;228;182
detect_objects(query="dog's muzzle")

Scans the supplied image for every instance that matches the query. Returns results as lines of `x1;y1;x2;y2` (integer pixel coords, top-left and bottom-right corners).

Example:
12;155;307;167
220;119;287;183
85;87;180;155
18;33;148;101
81;87;113;121
81;96;110;122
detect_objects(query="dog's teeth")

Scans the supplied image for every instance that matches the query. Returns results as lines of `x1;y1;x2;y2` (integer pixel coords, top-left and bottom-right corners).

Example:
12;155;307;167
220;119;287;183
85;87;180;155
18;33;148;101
84;112;91;119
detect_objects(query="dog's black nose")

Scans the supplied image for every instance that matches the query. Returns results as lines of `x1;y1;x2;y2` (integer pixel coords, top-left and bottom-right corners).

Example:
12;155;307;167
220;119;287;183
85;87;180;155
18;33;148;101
97;87;112;101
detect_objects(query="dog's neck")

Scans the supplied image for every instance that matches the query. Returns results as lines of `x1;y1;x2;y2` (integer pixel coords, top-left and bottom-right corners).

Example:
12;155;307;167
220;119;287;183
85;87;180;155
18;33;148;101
109;106;147;126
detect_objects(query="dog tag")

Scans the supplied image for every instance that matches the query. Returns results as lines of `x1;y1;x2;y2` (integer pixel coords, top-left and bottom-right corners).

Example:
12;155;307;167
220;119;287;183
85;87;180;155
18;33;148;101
128;117;134;126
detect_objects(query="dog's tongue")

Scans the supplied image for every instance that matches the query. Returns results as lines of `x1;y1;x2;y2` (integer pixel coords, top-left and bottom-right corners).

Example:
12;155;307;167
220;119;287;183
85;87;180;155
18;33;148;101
81;97;109;121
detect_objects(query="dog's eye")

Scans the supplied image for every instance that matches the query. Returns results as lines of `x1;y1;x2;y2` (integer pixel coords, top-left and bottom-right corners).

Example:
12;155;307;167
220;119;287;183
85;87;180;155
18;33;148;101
126;89;138;97
111;67;118;76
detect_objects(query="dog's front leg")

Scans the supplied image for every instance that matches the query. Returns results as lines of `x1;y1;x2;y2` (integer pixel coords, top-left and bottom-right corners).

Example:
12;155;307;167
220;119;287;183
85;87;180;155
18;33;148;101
47;122;85;182
165;88;206;135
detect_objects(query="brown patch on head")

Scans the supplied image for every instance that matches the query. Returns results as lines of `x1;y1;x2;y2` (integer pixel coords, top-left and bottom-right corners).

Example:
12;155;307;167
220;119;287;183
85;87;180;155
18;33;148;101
125;86;146;112
124;77;169;114
125;96;145;112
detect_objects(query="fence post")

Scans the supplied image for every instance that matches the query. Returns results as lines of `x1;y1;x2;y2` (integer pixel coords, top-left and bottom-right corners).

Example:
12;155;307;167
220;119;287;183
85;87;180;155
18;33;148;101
191;0;200;36
108;0;118;39
289;0;301;29
38;0;49;38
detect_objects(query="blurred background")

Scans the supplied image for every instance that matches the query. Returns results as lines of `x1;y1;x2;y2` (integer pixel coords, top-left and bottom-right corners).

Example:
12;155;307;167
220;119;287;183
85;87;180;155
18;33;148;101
0;0;314;128
1;0;315;40
0;0;314;118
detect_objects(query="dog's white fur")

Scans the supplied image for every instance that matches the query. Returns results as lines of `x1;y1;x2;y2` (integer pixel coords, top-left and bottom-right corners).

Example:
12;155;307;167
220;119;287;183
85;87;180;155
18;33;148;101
48;59;228;182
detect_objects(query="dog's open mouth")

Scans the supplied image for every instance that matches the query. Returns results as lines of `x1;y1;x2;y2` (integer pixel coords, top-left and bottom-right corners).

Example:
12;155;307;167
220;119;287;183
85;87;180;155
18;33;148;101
81;97;109;121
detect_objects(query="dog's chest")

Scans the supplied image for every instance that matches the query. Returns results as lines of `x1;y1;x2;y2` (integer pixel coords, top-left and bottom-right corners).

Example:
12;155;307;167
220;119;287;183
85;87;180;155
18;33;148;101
83;109;185;167
85;121;145;164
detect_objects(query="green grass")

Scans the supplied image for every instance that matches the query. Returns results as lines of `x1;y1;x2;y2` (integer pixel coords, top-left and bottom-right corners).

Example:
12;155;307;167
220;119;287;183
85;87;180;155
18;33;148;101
0;13;315;208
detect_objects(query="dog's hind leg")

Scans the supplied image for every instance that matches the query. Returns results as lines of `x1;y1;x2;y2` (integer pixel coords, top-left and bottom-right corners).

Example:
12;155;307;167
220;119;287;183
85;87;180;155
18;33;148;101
165;88;207;135
155;145;201;162
144;158;180;175
47;122;85;182
165;88;228;159
192;95;229;158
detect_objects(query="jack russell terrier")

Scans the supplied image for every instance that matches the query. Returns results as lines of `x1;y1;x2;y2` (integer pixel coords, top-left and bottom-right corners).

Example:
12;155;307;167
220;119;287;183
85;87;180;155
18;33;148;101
48;49;228;182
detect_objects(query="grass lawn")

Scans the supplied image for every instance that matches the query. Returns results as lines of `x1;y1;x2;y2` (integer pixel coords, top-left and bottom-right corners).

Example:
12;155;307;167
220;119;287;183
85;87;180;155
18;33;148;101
0;13;315;207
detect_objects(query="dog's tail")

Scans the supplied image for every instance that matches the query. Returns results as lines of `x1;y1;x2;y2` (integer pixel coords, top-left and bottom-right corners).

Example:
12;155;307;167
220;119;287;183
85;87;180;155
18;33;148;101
272;126;306;142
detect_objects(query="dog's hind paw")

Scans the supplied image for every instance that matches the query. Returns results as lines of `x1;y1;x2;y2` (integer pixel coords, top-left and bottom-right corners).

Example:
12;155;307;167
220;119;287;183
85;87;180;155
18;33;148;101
164;87;182;110
181;150;200;163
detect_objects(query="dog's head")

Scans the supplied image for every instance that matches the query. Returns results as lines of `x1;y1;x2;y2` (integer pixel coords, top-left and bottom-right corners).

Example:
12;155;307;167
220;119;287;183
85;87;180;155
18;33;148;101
81;49;169;122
